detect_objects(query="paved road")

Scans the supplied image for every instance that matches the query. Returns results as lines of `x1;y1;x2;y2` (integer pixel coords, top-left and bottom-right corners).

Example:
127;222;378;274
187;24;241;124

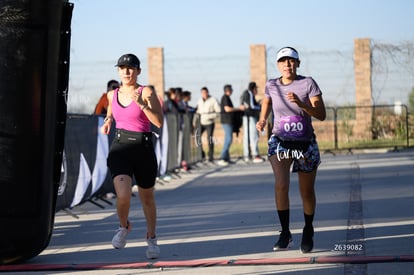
1;149;414;274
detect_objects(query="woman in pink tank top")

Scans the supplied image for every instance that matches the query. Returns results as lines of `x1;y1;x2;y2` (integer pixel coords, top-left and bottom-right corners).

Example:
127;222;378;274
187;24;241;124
100;53;163;259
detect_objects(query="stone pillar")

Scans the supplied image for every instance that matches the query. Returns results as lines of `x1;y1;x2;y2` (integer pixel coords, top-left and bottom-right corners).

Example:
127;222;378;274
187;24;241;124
147;47;165;99
354;38;373;139
249;44;267;100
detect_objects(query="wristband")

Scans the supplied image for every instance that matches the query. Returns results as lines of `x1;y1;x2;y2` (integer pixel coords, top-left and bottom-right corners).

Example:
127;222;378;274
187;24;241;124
104;116;112;123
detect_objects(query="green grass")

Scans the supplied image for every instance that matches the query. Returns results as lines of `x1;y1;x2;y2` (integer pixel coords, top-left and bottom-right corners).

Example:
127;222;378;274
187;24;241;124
211;140;268;158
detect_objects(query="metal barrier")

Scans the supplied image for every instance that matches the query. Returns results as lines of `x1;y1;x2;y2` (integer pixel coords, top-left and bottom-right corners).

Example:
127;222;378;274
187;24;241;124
55;105;411;215
56;112;204;213
164;112;203;171
313;104;410;151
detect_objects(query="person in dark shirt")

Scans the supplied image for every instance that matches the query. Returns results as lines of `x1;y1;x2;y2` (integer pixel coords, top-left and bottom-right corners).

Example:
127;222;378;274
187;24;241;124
240;81;264;163
217;84;245;166
94;79;119;115
164;87;180;114
181;90;196;113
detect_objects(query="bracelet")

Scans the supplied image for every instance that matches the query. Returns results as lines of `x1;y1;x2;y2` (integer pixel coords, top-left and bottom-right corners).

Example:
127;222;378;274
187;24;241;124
140;104;148;111
104;116;113;123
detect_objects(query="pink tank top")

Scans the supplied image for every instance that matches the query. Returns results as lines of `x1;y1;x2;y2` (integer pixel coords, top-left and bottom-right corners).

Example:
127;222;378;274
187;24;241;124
112;87;151;132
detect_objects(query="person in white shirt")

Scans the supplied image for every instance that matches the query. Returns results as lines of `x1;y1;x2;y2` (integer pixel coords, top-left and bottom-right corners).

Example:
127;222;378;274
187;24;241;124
195;87;221;162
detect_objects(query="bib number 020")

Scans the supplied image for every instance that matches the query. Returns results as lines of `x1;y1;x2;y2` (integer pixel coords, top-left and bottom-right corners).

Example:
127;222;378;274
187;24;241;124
279;115;306;138
284;121;303;133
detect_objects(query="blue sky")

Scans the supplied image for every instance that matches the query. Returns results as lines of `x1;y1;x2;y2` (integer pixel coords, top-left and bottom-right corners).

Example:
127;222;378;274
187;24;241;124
68;0;414;113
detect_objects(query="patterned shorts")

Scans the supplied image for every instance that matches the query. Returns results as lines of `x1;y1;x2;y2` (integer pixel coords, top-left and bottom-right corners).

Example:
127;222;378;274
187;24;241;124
267;135;321;173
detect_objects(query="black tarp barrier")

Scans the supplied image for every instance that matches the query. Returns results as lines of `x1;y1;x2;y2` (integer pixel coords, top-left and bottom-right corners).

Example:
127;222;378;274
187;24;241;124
166;113;180;172
56;115;115;211
0;0;73;264
55;112;202;212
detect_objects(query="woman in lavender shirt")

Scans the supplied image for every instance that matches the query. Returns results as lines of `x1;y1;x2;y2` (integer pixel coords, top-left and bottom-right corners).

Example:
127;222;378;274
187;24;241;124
256;47;326;253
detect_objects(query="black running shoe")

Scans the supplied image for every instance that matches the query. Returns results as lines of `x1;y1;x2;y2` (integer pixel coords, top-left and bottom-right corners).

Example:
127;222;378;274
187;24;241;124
273;230;293;251
300;226;314;253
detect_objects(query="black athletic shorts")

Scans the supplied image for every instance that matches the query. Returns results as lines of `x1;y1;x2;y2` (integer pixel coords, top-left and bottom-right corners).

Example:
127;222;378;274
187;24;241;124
107;131;157;189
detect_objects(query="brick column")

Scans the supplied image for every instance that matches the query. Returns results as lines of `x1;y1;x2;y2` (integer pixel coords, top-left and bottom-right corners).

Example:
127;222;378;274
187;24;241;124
147;47;165;99
354;38;372;139
250;44;271;141
249;44;267;100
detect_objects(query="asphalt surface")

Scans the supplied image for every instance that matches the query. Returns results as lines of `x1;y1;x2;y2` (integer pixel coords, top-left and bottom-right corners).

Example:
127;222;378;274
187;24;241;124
1;148;414;274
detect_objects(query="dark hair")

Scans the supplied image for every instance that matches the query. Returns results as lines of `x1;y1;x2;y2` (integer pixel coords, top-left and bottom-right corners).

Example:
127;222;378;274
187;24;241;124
107;79;119;91
223;84;232;91
148;85;155;92
182;91;191;98
248;82;257;90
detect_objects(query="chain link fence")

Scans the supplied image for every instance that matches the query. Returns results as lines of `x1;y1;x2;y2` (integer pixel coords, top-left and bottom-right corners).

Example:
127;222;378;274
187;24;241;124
313;104;410;152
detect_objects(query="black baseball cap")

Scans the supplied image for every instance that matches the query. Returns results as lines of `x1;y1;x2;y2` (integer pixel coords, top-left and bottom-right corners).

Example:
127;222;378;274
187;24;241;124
115;54;140;69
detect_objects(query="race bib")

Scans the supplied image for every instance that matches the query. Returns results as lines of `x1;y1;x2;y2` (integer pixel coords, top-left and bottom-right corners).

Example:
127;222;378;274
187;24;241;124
279;115;307;138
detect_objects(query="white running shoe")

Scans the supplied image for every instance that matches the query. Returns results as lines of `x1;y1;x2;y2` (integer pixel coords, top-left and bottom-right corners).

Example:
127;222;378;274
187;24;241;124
146;236;160;259
253;156;265;163
217;160;229;166
112;222;131;249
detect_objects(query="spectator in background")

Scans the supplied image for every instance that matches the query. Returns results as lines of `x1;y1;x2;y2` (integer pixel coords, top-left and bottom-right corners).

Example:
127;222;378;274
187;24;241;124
177;90;195;171
147;85;172;180
165;87;186;170
181;90;196;113
164;87;180;114
195;86;221;163
240;81;264;163
217;84;245;166
94;79;120;115
175;87;184;110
